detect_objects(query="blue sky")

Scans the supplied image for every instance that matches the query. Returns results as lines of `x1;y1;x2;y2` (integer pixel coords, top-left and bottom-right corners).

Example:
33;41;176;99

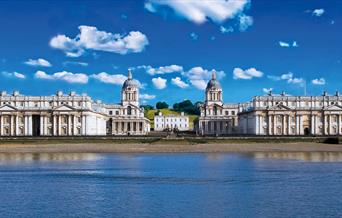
0;0;341;105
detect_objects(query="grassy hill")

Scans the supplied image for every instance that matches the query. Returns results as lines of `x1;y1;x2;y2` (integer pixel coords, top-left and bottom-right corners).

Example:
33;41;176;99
145;109;198;130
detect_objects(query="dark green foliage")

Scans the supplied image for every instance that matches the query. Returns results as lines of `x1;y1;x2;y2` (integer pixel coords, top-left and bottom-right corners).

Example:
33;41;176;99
141;105;154;111
156;101;169;109
173;100;201;115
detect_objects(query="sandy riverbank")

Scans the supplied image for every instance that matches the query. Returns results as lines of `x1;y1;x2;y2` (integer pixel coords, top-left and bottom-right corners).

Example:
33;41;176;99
0;142;342;153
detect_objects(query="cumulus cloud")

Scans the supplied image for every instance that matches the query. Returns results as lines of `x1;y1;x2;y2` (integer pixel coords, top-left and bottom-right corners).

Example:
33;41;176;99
190;79;207;90
2;71;26;79
233;67;263;80
312;78;326;85
63;61;88;67
139;93;156;100
171;77;189;88
268;72;304;85
91;72;127;85
138;64;183;75
183;67;225;90
35;70;88;84
25;58;52;67
279;41;298;48
145;0;250;24
152;77;167;89
50;25;149;57
313;9;325;17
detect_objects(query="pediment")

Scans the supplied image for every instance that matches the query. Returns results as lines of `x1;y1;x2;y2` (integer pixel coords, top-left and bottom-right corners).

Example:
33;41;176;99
53;104;76;111
268;103;291;110
0;104;17;111
324;104;342;111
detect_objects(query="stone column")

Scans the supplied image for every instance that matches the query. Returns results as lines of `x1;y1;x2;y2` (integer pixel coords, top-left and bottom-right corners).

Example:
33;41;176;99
283;115;286;135
24;115;28;135
10;115;14;136
58;115;62;136
311;115;315;135
273;115;277;135
53;115;57;136
0;115;3;136
296;115;299;135
268;115;272;135
68;115;72;135
28;115;32;136
73;115;77;135
40;115;44;136
15;115;19;136
288;115;291;135
329;115;332;135
255;115;259;135
338;115;341;135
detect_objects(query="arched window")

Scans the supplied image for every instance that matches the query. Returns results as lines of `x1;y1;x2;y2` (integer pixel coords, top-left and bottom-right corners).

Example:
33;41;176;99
127;106;132;115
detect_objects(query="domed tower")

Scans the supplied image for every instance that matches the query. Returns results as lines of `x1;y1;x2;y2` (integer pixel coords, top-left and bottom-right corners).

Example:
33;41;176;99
121;69;139;107
205;72;223;106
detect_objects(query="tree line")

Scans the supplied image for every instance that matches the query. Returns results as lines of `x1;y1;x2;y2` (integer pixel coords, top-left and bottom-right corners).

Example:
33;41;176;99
141;100;202;115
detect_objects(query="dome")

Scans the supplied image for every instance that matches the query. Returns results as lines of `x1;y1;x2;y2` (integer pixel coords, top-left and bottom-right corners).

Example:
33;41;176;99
122;69;139;89
206;72;221;90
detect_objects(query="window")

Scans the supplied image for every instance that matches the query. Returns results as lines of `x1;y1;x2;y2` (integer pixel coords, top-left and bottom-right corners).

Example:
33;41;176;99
231;111;235;116
78;117;82;123
109;111;113;115
116;111;119;115
127;106;132;115
225;111;229;115
77;127;81;135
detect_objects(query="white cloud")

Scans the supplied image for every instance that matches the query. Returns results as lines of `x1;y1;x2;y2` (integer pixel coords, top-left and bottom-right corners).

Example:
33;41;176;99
313;9;325;17
63;61;88;67
91;72;127;85
239;15;253;31
263;88;273;93
279;41;298;48
220;26;234;34
190;79;207;90
233;67;263;80
25;58;52;67
171;77;189;88
50;25;149;57
269;72;304;85
2;71;26;79
139;93;156;100
279;41;290;47
138;64;183;75
145;0;250;24
312;78;326;85
35;70;88;84
152;77;167;89
184;67;225;90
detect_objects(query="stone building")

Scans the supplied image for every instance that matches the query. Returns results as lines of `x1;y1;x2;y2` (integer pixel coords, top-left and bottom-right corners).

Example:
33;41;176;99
238;91;342;135
104;70;150;135
194;72;240;135
0;70;150;137
154;112;189;131
0;90;107;136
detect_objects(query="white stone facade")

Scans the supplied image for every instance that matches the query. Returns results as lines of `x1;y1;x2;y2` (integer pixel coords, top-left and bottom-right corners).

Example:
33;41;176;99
0;70;150;136
0;91;107;136
194;72;241;135
239;91;342;136
154;112;189;131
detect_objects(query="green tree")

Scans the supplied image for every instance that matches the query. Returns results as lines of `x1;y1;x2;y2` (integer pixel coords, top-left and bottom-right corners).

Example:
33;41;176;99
156;101;169;109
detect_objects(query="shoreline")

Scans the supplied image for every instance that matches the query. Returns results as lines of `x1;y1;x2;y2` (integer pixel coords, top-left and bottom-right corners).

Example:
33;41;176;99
0;142;342;153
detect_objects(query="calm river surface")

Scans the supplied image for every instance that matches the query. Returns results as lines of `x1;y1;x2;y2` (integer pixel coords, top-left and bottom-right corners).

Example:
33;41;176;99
0;152;341;218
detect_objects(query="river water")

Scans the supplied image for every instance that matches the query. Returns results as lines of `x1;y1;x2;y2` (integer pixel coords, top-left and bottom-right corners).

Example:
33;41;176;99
0;152;341;218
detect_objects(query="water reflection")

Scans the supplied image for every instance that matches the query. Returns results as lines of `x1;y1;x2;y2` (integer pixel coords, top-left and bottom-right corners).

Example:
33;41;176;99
253;151;342;162
0;153;100;163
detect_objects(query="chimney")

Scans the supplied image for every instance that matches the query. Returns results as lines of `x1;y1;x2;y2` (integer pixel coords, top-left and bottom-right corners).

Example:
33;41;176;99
181;112;185;116
322;91;327;96
1;91;7;96
281;91;285;96
335;91;340;97
69;91;76;96
268;90;272;96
